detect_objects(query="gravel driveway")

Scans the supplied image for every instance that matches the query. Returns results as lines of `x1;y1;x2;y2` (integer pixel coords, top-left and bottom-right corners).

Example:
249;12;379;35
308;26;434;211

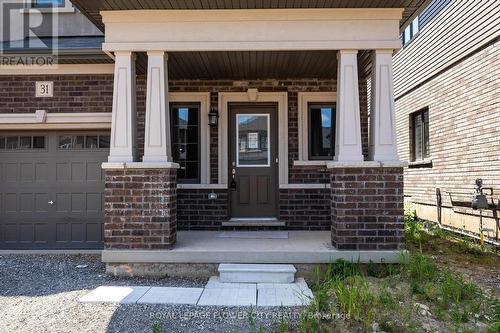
0;254;303;333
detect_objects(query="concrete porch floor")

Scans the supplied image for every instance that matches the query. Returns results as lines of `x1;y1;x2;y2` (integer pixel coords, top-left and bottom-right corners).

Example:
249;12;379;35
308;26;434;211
102;231;403;264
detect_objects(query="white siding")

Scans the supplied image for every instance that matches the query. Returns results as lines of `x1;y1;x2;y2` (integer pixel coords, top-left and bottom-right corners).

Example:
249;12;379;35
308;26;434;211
393;0;500;98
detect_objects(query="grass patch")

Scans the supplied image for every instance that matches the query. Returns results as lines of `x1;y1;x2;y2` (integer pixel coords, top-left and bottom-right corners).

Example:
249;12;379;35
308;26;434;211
289;209;500;333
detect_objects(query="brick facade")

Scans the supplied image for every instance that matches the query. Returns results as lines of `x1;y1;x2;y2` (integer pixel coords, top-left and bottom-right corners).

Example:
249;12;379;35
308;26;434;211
280;188;331;230
177;189;228;230
330;167;404;250
1;74;375;233
395;41;500;240
103;168;177;249
0;74;113;113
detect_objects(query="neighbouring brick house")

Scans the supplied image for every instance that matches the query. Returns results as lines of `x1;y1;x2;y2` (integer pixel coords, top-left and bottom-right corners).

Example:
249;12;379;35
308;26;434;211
394;0;500;244
0;0;429;273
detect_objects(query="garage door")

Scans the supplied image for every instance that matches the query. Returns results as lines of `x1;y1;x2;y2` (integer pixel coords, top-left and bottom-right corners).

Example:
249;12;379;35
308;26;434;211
0;132;109;249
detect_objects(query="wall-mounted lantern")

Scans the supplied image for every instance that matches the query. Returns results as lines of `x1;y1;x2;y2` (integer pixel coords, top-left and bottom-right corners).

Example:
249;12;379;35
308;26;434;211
208;107;219;127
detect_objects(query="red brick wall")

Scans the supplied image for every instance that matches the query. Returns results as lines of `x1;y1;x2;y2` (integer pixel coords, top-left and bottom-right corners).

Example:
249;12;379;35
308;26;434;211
280;188;331;230
0;75;113;113
103;168;177;249
1;74;371;231
330;167;404;250
395;40;500;238
177;189;228;230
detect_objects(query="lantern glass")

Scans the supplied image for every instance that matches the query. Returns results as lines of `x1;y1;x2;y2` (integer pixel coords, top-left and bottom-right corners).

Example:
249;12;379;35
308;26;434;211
208;109;219;127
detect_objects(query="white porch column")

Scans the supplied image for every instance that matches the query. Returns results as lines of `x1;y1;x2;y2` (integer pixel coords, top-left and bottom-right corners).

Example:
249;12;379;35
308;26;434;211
369;50;399;161
108;51;137;162
143;51;172;162
334;50;363;162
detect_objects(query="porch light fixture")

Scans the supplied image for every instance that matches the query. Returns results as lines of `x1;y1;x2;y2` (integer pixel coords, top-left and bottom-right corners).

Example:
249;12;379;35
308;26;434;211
208;107;219;127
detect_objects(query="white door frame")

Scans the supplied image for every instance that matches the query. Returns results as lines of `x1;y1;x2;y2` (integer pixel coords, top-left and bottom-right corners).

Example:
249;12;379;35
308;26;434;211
218;90;288;185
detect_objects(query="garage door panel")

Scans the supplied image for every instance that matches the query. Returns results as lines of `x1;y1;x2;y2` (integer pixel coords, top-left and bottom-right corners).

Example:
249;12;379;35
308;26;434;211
34;223;50;244
71;162;86;182
56;222;70;243
20;163;34;182
19;223;35;242
71;193;85;213
35;163;49;182
56;162;70;182
0;132;108;249
4;193;17;215
87;162;101;182
5;163;17;182
55;193;70;213
71;222;84;242
3;223;17;242
19;193;34;213
35;193;49;213
86;221;102;242
86;192;101;217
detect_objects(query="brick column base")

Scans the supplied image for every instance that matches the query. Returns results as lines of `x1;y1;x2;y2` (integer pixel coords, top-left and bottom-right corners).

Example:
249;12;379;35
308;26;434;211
103;166;177;249
330;166;404;250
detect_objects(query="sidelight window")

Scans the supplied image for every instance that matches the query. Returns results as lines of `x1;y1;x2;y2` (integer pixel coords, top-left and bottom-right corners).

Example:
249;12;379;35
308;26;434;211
170;103;200;183
308;103;335;160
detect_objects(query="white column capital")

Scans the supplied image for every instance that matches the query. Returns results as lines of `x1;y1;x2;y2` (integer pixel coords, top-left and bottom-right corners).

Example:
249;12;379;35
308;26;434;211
334;50;364;162
374;49;395;55
108;52;137;163
338;49;359;55
369;50;399;162
113;51;135;58
146;50;169;59
142;51;172;163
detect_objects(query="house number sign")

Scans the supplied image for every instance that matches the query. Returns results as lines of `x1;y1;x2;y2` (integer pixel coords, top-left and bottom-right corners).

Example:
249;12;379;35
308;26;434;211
35;81;53;97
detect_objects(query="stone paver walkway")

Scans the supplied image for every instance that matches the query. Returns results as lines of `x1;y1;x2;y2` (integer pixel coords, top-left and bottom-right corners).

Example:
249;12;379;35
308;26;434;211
78;277;313;307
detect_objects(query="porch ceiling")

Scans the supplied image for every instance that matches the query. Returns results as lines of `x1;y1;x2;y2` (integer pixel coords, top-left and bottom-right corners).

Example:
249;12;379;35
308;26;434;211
71;0;428;33
166;50;349;80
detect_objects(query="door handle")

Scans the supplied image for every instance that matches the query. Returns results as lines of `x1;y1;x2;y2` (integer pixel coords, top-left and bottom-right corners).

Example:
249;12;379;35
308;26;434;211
48;200;55;205
230;173;237;190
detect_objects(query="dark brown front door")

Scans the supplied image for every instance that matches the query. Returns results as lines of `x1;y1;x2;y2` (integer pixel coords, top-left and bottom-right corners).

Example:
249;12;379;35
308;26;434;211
229;103;278;218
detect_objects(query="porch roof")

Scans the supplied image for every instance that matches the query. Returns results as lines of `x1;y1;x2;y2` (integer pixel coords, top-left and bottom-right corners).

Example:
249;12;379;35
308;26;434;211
71;0;429;33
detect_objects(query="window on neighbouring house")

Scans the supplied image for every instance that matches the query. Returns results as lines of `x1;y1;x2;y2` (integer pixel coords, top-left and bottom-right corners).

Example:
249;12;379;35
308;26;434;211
32;0;65;7
170;103;200;183
402;16;420;47
410;108;429;161
308;103;335;160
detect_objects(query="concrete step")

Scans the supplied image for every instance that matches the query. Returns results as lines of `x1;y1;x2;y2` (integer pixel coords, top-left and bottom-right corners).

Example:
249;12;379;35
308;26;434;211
218;264;296;283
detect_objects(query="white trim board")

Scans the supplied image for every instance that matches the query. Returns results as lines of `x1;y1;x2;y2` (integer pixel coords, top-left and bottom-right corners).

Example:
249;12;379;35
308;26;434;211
0;64;115;75
0;112;112;130
218;90;288;185
297;92;337;162
101;9;403;52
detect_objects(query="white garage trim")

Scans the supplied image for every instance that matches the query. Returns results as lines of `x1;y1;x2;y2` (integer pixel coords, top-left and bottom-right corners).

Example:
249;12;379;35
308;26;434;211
0;112;112;130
